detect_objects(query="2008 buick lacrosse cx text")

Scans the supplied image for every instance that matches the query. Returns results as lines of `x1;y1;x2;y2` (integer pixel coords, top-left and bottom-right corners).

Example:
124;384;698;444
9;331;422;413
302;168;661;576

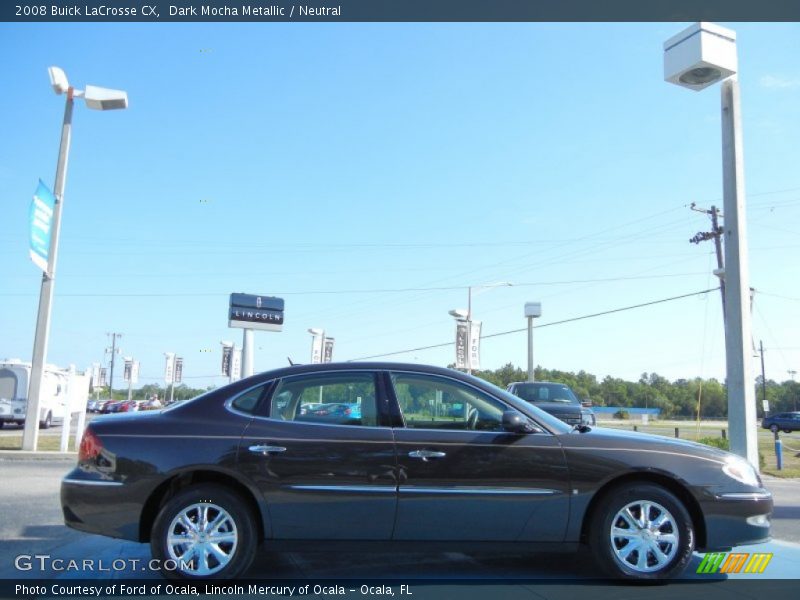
61;362;772;580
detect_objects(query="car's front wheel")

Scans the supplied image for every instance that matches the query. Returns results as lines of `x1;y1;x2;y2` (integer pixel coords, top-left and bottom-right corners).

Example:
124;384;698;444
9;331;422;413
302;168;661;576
589;483;694;580
151;484;257;580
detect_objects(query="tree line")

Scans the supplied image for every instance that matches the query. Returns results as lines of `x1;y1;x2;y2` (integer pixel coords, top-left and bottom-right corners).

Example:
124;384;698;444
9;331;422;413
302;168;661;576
472;363;800;419
107;365;800;419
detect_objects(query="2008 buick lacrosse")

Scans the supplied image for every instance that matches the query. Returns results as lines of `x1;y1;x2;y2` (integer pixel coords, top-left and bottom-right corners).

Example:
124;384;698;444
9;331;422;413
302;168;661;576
61;363;772;580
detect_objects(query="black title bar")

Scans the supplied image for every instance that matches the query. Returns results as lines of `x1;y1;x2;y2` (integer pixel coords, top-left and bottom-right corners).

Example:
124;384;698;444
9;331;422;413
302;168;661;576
4;1;800;22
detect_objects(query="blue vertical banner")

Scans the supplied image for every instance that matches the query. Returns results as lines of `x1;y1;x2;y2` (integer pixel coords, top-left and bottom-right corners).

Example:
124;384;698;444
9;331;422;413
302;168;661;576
29;180;56;273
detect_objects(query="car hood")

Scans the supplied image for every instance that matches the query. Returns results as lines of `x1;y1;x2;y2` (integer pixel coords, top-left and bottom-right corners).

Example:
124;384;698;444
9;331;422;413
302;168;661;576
530;402;582;415
560;425;732;463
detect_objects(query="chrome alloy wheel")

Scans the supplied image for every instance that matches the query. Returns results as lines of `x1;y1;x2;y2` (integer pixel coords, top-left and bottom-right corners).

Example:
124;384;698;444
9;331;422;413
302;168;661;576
166;502;238;576
609;499;679;573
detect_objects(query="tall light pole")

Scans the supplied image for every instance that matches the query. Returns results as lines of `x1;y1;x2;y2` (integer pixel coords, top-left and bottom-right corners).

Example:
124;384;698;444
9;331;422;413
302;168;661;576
524;302;542;382
23;67;127;451
664;23;758;468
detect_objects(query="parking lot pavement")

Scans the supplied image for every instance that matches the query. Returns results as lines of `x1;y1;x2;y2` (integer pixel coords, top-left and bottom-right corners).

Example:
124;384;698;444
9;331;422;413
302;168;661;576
1;459;799;583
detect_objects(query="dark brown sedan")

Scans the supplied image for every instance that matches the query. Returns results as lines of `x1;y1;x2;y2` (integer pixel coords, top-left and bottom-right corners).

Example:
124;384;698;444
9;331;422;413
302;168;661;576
61;362;772;580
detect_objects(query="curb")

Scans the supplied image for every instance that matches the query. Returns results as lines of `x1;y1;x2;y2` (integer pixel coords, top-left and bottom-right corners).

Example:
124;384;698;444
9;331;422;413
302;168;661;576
0;450;76;461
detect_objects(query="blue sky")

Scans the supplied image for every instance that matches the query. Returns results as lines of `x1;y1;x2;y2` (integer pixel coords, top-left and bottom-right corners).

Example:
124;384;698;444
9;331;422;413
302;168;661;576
1;23;799;390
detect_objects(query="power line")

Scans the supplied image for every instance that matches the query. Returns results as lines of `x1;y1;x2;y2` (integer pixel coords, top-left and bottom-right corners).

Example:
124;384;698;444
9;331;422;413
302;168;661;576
346;288;719;362
0;271;708;298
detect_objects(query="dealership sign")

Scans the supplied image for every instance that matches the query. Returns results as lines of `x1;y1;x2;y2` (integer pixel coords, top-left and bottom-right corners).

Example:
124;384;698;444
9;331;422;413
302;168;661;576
228;293;284;332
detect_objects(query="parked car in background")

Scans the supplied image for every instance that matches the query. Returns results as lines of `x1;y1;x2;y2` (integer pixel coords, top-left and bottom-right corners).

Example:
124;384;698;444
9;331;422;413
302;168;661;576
762;412;800;433
506;381;596;427
62;363;771;581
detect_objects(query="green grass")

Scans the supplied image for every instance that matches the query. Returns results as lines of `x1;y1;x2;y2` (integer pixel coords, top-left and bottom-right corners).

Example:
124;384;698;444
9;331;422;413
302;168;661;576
0;435;76;452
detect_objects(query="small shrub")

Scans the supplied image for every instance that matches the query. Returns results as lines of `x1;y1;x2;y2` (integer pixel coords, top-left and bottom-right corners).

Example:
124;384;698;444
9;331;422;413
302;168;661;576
697;436;730;451
614;409;630;420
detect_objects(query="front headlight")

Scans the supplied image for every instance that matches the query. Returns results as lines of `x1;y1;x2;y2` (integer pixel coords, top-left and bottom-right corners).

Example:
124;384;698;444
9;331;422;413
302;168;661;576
722;455;760;487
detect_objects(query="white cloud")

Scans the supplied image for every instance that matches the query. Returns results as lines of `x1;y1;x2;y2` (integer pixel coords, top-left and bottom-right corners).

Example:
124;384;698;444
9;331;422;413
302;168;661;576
759;74;800;89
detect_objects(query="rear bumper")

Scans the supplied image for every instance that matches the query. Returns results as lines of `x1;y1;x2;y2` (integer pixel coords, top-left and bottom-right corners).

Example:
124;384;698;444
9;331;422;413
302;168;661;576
701;491;773;551
61;468;141;541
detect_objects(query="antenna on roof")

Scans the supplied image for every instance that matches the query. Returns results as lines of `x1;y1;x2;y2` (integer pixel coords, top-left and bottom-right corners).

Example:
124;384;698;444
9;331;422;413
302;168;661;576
287;357;295;366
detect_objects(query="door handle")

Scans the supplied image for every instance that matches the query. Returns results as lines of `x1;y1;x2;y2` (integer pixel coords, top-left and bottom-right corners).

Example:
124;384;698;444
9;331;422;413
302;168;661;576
249;444;287;456
408;450;446;462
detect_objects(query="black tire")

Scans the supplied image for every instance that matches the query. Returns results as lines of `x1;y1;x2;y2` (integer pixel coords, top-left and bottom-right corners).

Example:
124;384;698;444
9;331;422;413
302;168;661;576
770;424;778;434
784;429;792;434
39;411;52;429
589;483;694;580
151;484;258;580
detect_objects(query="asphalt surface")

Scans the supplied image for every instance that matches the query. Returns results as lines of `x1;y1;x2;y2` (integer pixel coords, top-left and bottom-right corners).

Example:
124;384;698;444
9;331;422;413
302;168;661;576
0;458;798;585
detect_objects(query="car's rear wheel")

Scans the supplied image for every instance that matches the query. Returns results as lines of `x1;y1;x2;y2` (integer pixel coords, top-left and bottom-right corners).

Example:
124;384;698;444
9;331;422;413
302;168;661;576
589;483;694;580
151;484;257;580
784;429;792;434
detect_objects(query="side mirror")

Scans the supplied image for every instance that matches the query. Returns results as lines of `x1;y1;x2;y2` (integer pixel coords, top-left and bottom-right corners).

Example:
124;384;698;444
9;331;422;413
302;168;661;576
502;410;540;434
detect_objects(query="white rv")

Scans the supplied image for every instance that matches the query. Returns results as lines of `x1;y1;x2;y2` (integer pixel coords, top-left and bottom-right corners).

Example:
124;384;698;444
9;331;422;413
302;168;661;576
0;359;90;429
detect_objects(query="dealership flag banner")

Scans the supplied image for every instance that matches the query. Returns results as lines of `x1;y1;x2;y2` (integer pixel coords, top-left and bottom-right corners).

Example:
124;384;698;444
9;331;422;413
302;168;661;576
310;332;324;364
323;337;335;363
231;347;242;381
131;360;140;385
29;180;56;273
174;357;183;383
164;353;175;385
221;344;233;376
469;320;482;370
455;320;469;370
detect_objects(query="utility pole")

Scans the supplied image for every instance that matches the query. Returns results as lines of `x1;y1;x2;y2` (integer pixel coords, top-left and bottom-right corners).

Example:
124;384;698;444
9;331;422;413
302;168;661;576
690;203;725;318
759;341;767;416
106;333;122;399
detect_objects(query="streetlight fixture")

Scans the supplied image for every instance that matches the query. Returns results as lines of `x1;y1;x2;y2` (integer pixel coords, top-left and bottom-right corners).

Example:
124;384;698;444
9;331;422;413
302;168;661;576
664;23;758;468
524;302;542;382
23;68;128;451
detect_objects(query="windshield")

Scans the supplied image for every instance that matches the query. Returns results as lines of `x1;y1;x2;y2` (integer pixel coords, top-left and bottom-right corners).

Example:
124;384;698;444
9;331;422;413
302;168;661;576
512;382;580;405
478;380;572;434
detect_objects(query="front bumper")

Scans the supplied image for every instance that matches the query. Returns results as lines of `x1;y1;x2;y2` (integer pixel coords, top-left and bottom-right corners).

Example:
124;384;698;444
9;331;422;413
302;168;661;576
701;490;773;551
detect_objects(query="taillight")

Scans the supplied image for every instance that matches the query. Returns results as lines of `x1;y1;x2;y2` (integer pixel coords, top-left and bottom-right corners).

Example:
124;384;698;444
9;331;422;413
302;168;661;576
78;428;102;462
